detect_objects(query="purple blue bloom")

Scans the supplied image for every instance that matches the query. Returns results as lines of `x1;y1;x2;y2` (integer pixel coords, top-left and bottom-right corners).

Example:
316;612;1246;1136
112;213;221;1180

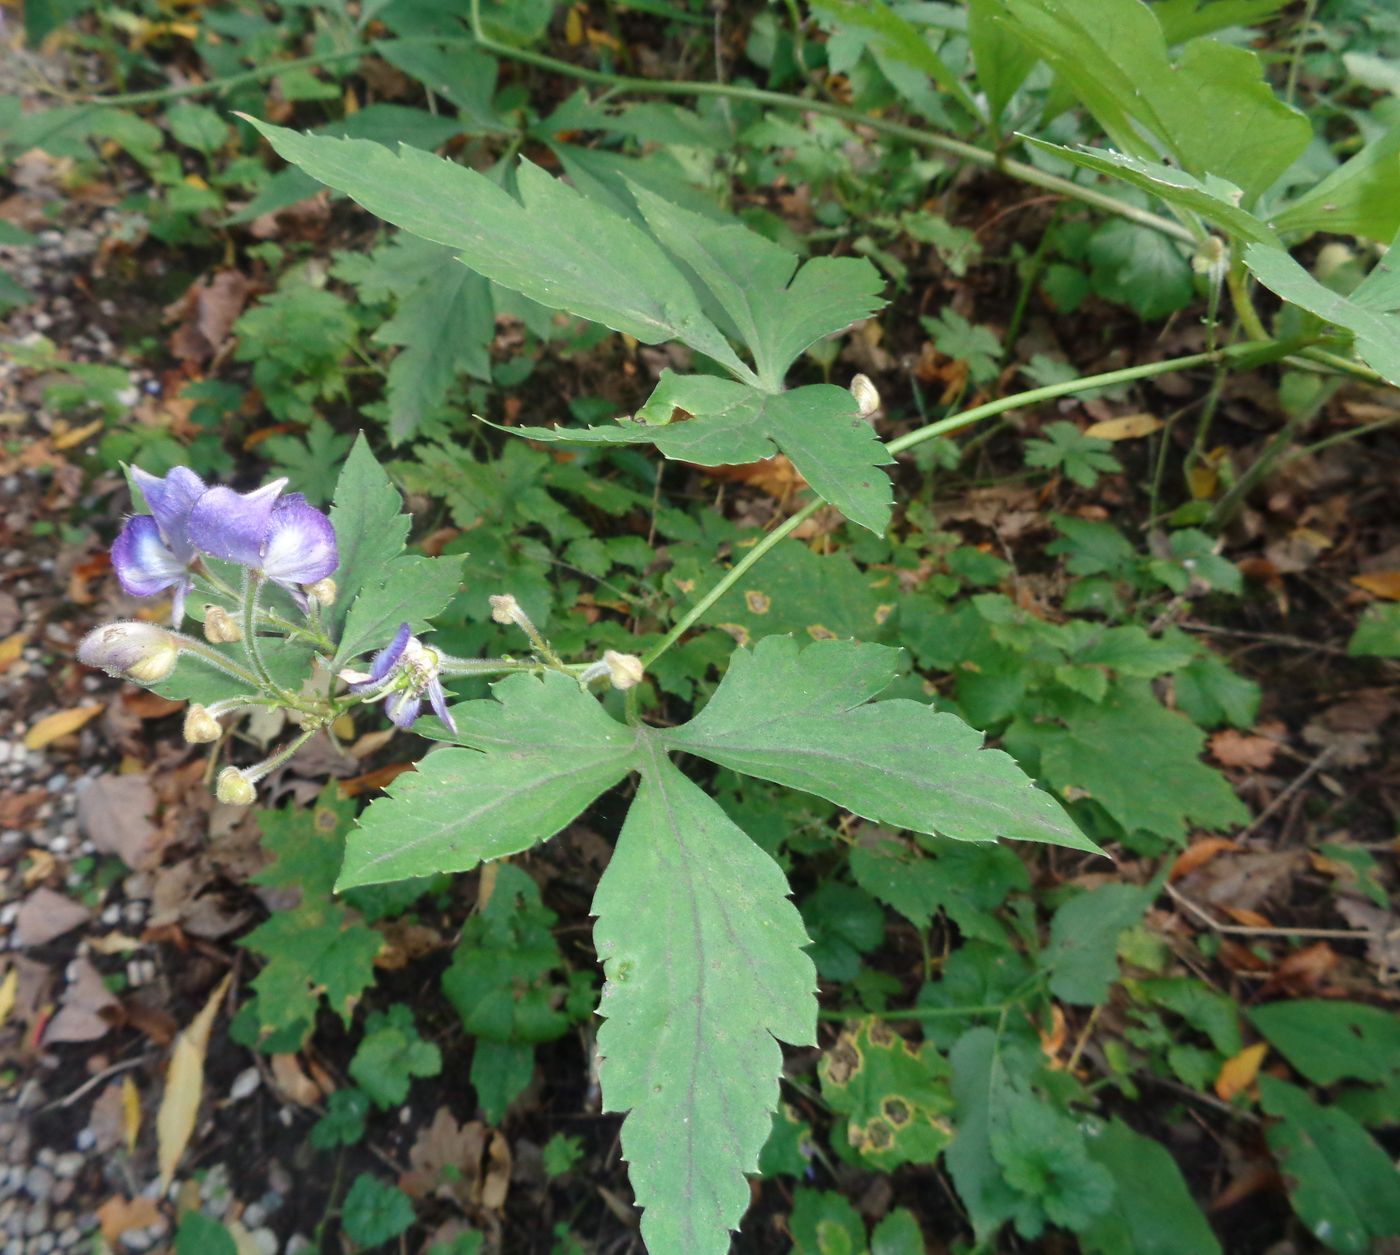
111;468;339;621
111;466;208;625
347;622;457;734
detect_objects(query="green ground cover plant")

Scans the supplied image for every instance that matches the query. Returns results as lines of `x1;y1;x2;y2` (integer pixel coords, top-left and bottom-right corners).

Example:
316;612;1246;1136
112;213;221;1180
5;0;1400;1252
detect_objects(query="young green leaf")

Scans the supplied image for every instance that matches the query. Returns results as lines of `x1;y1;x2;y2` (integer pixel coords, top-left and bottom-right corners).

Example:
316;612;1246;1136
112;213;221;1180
332;555;464;669
512;372;894;534
243;119;752;380
1000;0;1309;200
1271;126;1400;243
1244;242;1400;386
592;740;816;1255
338;672;637;889
327;434;414;637
1042;883;1153;1005
1259;1077;1400;1254
664;636;1096;852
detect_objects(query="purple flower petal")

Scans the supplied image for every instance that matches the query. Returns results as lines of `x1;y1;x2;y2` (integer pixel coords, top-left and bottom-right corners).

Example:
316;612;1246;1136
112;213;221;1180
186;479;287;567
261;500;338;588
384;689;423;729
427;676;457;735
112;516;187;596
130;466;205;562
352;624;412;691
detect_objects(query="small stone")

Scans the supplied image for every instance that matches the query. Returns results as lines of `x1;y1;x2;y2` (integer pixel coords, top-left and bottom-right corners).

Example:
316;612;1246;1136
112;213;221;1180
242;1204;266;1228
229;1069;260;1102
22;1201;48;1238
57;1231;80;1251
23;1166;53;1199
250;1229;277;1255
50;1182;72;1207
53;1153;82;1180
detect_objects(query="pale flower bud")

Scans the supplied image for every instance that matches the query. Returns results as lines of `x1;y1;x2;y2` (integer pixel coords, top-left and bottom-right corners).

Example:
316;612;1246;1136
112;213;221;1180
850;373;881;418
489;594;522;626
215;766;256;806
203;605;242;644
76;621;180;684
306;577;337;607
184;704;222;744
604;650;645;691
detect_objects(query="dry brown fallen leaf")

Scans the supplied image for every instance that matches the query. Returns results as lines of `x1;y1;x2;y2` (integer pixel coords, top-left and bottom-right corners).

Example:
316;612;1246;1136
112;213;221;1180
270;1053;322;1107
1209;729;1280;770
23;703;105;749
77;774;160;870
1353;570;1400;600
1215;1042;1268;1101
15;886;92;946
45;957;120;1044
157;971;232;1190
0;631;25;672
1169;837;1240;881
96;1195;161;1243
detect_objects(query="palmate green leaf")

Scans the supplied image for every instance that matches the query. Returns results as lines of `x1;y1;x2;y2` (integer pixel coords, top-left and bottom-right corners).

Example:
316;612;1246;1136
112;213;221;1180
630;186;884;389
244;119;751;380
1001;0;1309;200
1244;242;1400;386
332;554;464;668
1272;125;1400;242
327;434;413;638
664;636;1096;851
513;372;894;534
1023;141;1282;247
337;671;636;889
1259;1076;1400;1254
592;739;816;1255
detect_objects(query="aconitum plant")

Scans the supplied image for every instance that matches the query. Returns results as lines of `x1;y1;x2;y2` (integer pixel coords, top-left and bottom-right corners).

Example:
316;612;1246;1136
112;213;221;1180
75;438;1097;1255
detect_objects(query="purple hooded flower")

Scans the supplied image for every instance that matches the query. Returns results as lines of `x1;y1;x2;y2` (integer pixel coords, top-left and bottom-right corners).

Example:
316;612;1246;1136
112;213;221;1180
346;623;457;734
110;466;208;625
186;482;338;596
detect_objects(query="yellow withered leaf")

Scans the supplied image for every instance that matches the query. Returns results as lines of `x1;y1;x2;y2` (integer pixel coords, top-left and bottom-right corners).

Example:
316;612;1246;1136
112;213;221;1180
1215;1042;1268;1101
24;704;105;749
1084;413;1164;441
157;972;232;1189
0;966;17;1028
121;1075;142;1153
1352;570;1400;601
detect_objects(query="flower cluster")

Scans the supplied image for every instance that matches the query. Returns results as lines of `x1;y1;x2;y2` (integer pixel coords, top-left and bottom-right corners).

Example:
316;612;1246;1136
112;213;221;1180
114;467;338;625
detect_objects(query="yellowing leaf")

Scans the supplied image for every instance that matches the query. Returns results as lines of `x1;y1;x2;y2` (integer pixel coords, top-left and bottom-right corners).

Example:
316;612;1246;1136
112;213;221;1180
0;966;17;1027
0;632;25;671
1084;413;1164;441
1215;1041;1268;1101
24;704;105;749
157;972;231;1189
52;417;105;450
1187;462;1219;500
121;1076;142;1153
1353;571;1400;601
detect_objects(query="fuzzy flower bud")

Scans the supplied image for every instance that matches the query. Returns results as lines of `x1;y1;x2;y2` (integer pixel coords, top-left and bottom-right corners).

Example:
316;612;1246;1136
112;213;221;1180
603;651;645;691
306;577;337;608
489;594;522;626
76;621;180;684
183;704;222;744
202;605;242;644
215;766;257;806
850;373;881;418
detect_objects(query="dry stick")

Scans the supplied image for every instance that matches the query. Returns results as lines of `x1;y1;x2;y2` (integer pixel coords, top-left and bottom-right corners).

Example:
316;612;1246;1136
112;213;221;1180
1162;880;1375;942
1237;743;1335;842
45;1053;151;1111
1178;620;1353;658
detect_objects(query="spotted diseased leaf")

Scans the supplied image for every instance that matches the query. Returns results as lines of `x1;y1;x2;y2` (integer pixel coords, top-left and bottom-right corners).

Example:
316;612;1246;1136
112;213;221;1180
819;1018;954;1169
592;740;816;1255
665;636;1095;852
337;671;636;889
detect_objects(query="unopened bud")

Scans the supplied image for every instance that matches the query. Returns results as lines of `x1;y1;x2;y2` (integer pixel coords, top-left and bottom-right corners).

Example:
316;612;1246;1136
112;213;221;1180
215;766;256;806
184;704;222;744
850;373;881;418
603;650;645;691
489;594;522;626
306;577;337;607
203;605;242;644
76;621;180;684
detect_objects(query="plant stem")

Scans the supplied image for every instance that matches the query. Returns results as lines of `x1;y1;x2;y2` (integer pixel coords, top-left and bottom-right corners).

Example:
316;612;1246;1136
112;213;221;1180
170;634;263;689
886;340;1302;459
239;571;319;712
640;500;821;668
